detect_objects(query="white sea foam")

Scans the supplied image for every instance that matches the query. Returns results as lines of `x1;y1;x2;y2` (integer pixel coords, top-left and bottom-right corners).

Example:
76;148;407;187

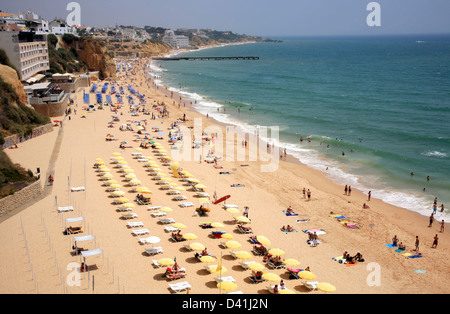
421;150;448;158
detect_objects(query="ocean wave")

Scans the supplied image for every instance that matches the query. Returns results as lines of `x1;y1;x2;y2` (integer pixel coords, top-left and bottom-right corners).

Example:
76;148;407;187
421;150;448;158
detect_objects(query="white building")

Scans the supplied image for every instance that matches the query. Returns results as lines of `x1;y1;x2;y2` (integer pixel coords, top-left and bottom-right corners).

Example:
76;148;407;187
49;20;74;35
162;30;189;48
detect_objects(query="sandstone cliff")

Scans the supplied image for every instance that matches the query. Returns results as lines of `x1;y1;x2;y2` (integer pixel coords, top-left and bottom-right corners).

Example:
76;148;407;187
74;38;117;79
0;64;28;105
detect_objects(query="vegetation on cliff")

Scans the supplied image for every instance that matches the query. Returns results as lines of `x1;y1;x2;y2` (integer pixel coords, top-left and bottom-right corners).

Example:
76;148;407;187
47;34;89;74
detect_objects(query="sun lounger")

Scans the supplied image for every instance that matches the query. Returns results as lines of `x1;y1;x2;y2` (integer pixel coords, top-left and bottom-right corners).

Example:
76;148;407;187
148;206;162;211
122;213;138;219
168;281;191;293
304;281;319;291
249;275;265;284
238;261;256;270
197;192;210;198
223;204;238;209
215;276;236;283
71;186;86;192
58;206;74;212
267;261;286;270
117;206;133;211
159;218;175;224
165;226;180;233
151;211;167;217
127;221;144;228
172;195;187;201
167;190;181;195
237;224;253;234
179;202;194;207
132;228;149;236
145;247;163;255
302;229;327;236
152;260;163;268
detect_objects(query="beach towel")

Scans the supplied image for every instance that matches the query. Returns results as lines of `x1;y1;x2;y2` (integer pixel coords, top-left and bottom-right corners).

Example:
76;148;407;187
282;210;299;216
345;262;359;267
408;255;423;259
385;244;398;248
395;248;405;253
332;256;346;263
296;219;310;223
281;229;298;234
414;269;427;274
334;215;346;219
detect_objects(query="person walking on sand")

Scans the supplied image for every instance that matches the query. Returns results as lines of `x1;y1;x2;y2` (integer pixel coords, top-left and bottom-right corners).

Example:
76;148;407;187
344;185;348;196
368;191;371;201
440;220;445;233
415;236;420;252
432;234;438;248
302;188;306;199
348;186;352;196
307;189;311;201
428;213;434;228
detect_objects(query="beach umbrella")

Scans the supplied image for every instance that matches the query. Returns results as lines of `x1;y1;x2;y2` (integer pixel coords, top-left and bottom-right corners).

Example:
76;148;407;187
119;203;135;209
158;149;167;153
129;179;141;186
175;187;186;191
195;184;206;190
116;197;130;203
234;216;251;224
198;198;211;204
118;161;128;165
225;241;241;249
98;168;111;173
106;179;118;185
188;178;199;183
208;265;227;275
262;272;281;282
95;158;104;162
160;177;172;182
247;262;265;272
298;271;316;280
112;190;125;196
112;152;121;156
210;222;224;228
221;233;234;240
136;186;150;193
317;283;336;293
123;168;134;173
135;147;143;151
226;208;240;214
172;223;186;229
114;156;125;160
234;251;252;260
217;281;237;291
284;259;301;267
268;248;285;256
125;174;137;179
141;189;152;194
110;184;121;189
182;233;198;241
200;255;216;263
146;236;161;247
157;258;175;266
189;242;205;251
256;236;271;246
102;173;113;178
160;207;173;213
278;289;296;294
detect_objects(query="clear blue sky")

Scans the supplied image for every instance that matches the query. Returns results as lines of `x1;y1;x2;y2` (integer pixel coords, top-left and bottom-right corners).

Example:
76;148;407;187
3;0;450;36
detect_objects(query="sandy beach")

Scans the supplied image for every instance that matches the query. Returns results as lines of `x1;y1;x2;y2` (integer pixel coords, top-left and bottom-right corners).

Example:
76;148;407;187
1;54;449;295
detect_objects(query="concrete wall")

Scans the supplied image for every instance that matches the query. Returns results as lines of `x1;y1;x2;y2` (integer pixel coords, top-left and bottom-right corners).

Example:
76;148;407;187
1;122;54;149
31;95;68;117
0;179;42;216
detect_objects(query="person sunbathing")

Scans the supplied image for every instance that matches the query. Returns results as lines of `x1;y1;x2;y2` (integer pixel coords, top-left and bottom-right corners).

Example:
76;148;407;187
240;225;252;232
282;225;295;232
172;231;184;242
249;236;260;244
398;242;405;250
72;245;86;254
253;245;267;255
286;206;294;214
354;252;365;262
251;271;264;282
65;226;82;234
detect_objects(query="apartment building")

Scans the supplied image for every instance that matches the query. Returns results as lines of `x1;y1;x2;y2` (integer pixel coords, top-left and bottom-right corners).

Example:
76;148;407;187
0;31;50;82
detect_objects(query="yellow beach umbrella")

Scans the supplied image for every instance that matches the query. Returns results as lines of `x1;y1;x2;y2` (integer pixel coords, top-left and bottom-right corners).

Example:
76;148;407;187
95;158;104;162
247;262;265;272
210;222;224;228
189;242;205;251
200;255;216;263
160;206;173;213
117;197;130;203
106;179;118;185
284;259;301;267
141;190;152;194
226;208;240;214
317;282;336;293
182;233;197;241
225;240;241;249
123;168;135;173
256;236;271;246
160;177;172;182
98;168;111;172
268;248;285;256
157;258;175;266
198;198;211;204
129;179;141;185
188;178;199;183
135;147;143;151
111;152;121;156
217;281;237;291
234;251;252;260
221;233;234;240
125;174;137;179
208;265;227;275
158;149;167;153
117;160;128;164
175;186;186;191
234;216;251;223
195;184;206;190
298;271;316;280
172;223;186;229
112;190;125;196
120;202;135;209
102;173;113;178
110;183;121;188
262;272;281;282
279;289;296;294
136;186;150;193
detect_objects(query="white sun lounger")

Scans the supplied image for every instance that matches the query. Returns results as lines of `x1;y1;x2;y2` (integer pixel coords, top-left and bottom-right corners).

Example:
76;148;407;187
159;218;175;224
165;226;180;233
148;206;162;211
179;202;194;208
215;276;236;283
127;221;144;228
58;206;74;212
71;186;85;192
172;195;187;201
131;152;142;157
117;206;133;211
197;192;210;198
122;213;138;219
167;190;181;195
304;281;319;291
132;229;149;236
223;204;238;209
169;281;191;293
151;211;167;217
239;261;256;270
145;247;163;255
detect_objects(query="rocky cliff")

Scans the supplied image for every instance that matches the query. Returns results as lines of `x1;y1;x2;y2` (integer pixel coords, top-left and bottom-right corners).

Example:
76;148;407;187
0;64;28;105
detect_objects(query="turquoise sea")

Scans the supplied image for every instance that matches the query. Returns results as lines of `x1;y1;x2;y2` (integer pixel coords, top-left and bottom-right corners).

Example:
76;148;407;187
149;35;450;219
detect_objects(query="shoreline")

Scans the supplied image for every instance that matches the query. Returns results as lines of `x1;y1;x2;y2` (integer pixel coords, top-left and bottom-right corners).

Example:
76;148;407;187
0;48;449;294
148;43;447;222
